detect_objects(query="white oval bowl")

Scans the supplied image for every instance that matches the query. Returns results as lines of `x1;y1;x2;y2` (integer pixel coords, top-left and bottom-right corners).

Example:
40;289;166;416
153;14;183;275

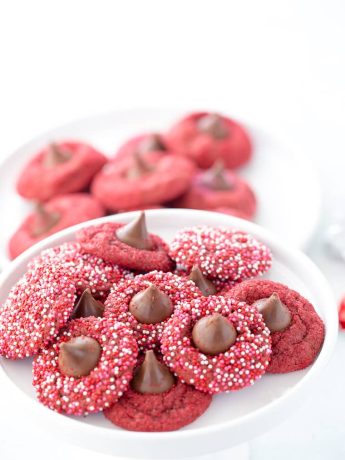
0;209;337;459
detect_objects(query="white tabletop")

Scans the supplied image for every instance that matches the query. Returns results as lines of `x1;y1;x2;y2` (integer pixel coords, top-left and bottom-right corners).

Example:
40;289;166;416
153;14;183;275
1;0;345;458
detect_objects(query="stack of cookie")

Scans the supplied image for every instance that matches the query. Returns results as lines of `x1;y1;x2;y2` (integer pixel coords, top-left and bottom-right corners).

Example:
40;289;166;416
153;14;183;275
10;112;256;258
0;213;325;432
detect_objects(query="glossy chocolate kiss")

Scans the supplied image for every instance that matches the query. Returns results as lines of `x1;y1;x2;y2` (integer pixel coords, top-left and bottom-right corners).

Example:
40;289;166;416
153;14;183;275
131;350;175;394
253;293;291;332
129;284;173;324
71;289;104;319
192;313;237;355
127;151;155;179
58;336;101;378
43;142;71;168
200;160;233;191
189;265;217;296
138;134;166;153
31;204;60;237
197;114;229;139
116;212;154;250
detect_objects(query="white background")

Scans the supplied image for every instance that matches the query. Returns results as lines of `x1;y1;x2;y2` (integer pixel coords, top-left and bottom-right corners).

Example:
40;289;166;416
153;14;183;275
1;0;345;459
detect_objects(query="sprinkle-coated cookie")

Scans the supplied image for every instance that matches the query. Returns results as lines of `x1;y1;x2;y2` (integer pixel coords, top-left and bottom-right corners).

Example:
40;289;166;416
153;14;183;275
161;296;271;394
165;112;252;169
33;317;138;415
0;264;76;359
8;194;105;259
169;226;272;282
17;141;107;202
229;279;325;373
104;379;211;432
104;271;202;350
77;222;173;272
29;242;133;299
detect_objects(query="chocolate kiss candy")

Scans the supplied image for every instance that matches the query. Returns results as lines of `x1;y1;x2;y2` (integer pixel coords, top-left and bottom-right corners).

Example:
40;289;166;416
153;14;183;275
116;212;154;250
192;313;237;355
43;142;71;168
138;134;166;153
58;336;101;378
189;265;217;296
31;204;60;237
71;289;104;319
201;160;233;191
129;284;173;324
131;350;175;394
127;151;155;179
253;293;291;332
197;113;229;139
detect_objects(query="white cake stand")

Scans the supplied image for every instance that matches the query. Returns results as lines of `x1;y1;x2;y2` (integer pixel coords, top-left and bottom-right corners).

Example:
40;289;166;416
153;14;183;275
0;210;337;460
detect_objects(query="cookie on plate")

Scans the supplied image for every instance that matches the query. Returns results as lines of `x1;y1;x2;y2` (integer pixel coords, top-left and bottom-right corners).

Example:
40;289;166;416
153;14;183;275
17;141;107;201
169;226;272;282
116;133;169;160
104;270;201;350
161;295;271;394
104;350;212;431
29;241;132;299
229;279;325;373
91;151;195;212
8;193;105;259
174;161;256;219
77;212;174;272
33;317;138;415
165;112;252;169
0;264;76;359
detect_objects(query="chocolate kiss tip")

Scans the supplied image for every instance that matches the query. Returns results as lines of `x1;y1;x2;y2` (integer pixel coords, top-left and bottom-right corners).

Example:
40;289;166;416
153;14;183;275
189;265;217;297
58;336;101;378
192;313;237;356
131;350;175;394
72;288;104;319
129;284;173;324
197;113;229;139
31;204;60;237
127;151;154;179
201;160;233;191
43;142;71;168
256;293;292;333
139;134;166;153
115;212;154;250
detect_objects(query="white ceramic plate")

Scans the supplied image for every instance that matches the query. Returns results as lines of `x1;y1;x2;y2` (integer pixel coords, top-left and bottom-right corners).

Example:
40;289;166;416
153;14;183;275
0;109;320;270
0;210;337;459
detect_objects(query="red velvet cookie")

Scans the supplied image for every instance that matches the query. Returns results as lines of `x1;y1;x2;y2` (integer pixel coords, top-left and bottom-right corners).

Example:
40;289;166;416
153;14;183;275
169;226;272;282
8;194;105;259
33;317;138;415
77;214;174;272
115;133;169;160
229;279;325;373
0;264;76;359
104;271;201;350
161;296;271;394
91;151;195;212
105;379;211;431
28;242;132;299
17;141;107;202
175;162;256;219
165;112;252;169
